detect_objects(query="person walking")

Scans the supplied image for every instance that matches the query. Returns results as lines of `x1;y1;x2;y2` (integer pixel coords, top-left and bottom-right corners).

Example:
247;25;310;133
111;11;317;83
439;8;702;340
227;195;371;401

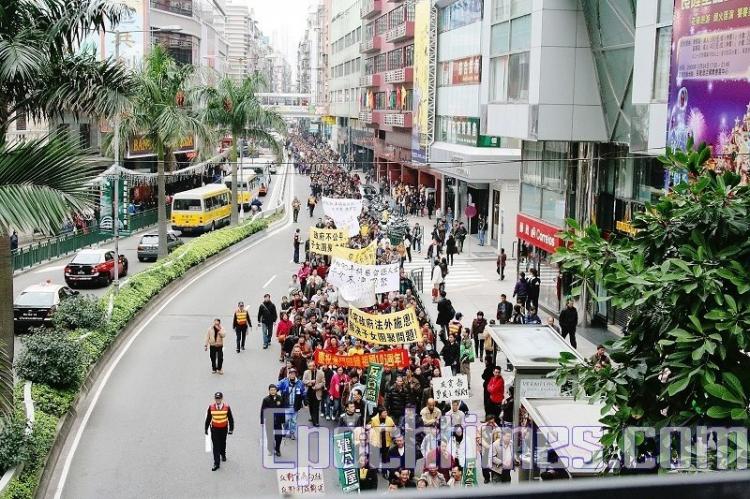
404;236;412;263
204;318;226;375
459;329;475;388
291;197;301;223
293;229;301;264
232;301;252;353
527;268;541;311
440;334;460;376
258;294;278;350
413;223;422;253
497;249;507;280
485;366;505;417
496;294;513;324
454;222;467;253
10;230;18;254
307;194;317;217
446;234;457;266
478;216;487;246
559;299;579;349
512;272;529;307
277;368;306;440
471;311;487;360
204;392;234;471
426;195;435;219
302;361;325;427
261;384;284;457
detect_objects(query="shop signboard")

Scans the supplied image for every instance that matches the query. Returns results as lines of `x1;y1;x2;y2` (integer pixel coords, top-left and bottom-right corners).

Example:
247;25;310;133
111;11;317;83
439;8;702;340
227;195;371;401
667;0;750;176
437;116;502;148
516;213;561;254
411;0;430;163
127;134;195;158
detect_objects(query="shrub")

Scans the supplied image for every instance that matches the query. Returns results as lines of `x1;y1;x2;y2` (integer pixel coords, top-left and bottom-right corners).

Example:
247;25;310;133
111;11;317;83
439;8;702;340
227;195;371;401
0;416;30;474
15;332;84;389
2;411;58;499
51;294;105;331
30;384;76;418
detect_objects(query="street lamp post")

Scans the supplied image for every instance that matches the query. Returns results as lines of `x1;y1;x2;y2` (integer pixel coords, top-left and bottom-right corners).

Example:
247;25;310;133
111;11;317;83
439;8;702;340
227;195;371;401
111;25;182;293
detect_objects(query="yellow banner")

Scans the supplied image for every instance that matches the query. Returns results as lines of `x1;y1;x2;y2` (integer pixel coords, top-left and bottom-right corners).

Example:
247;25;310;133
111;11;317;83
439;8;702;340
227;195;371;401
331;242;377;265
348;307;422;345
309;228;350;255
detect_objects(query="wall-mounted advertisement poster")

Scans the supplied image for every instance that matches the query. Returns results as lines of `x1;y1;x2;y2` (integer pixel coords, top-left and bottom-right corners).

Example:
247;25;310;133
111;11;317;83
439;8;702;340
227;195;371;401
411;0;431;163
668;0;750;179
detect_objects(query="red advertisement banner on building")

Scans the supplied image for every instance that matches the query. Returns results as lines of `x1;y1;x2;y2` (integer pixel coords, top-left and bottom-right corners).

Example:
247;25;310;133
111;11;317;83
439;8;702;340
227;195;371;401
516;214;562;254
314;348;410;369
451;55;481;85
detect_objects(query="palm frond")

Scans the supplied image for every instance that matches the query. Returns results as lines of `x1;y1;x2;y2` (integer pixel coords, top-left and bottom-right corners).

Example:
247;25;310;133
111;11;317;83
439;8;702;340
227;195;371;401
0;135;98;234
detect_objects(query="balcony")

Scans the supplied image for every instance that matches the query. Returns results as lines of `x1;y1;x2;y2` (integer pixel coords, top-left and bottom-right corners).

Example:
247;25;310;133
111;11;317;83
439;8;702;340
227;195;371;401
382;111;412;128
384;66;413;84
359;36;382;54
360;73;383;87
359;111;381;127
384;21;414;43
361;0;382;19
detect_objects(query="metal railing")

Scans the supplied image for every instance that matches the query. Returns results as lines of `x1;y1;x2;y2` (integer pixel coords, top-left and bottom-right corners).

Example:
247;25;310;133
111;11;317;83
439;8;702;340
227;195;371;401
409;267;423;292
12;208;166;272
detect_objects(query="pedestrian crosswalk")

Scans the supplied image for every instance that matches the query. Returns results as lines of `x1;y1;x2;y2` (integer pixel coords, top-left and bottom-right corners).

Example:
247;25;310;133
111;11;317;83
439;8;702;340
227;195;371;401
402;257;488;290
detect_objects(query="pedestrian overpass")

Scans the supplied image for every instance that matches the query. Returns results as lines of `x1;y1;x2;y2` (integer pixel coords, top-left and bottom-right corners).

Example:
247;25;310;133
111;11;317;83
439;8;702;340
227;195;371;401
257;93;323;119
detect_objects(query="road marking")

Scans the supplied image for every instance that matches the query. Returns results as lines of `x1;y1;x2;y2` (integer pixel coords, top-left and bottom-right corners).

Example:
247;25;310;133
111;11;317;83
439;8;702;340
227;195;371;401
263;275;276;288
32;264;67;274
53;163;296;499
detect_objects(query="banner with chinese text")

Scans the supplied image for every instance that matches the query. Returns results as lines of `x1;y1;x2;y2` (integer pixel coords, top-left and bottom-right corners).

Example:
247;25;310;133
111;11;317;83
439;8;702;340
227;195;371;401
365;363;384;404
334;432;360;493
331;242;377;265
328;258;400;294
347;307;422;345
314;348;410;369
308;228;350;255
322;197;362;235
431;374;470;401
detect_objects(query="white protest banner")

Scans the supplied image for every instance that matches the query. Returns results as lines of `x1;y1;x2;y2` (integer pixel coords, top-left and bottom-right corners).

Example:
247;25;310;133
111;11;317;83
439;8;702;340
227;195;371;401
277;467;325;495
431;374;470;401
338;280;377;309
327;258;400;294
322;197;362;235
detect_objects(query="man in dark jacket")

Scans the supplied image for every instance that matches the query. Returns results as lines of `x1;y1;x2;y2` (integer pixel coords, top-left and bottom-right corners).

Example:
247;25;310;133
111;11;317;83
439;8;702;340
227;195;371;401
471;311;487;359
260;384;284;457
258;294;278;350
385;376;409;424
496;294;513;323
436;292;454;344
527;268;541;311
512;272;529;306
440;334;460;376
559;299;579;349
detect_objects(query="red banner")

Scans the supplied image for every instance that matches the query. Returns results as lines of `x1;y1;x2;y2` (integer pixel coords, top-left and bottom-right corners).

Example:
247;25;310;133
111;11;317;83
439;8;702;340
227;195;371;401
314;348;410;369
516;213;562;254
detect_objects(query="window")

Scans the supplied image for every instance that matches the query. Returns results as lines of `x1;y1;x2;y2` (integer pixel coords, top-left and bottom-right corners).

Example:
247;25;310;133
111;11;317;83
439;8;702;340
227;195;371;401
520;183;542;218
541;189;565;227
652;26;671;101
490;22;509;55
15;113;26;131
493;0;530;23
151;0;193;17
490;56;507;101
657;0;673;24
510;15;531;51
439;0;482;33
507;51;529;101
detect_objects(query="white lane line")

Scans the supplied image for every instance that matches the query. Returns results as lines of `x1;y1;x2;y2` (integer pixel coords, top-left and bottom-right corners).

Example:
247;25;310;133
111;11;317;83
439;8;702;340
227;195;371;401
32;264;67;274
263;275;276;288
53;165;296;499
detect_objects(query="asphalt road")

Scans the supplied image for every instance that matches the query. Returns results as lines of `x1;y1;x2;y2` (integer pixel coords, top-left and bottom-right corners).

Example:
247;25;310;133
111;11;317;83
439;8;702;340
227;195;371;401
47;167;343;498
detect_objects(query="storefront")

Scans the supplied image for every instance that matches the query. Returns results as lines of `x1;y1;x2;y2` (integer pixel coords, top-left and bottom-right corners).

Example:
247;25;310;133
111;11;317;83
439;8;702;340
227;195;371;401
516;213;565;315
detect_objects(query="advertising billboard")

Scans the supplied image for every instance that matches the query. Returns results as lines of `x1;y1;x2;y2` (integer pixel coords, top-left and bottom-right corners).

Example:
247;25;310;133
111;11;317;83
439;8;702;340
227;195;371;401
668;1;750;176
411;0;431;163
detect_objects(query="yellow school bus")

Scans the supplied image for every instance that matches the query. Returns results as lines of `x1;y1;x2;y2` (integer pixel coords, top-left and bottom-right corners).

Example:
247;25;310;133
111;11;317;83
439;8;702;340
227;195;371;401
171;184;232;234
223;172;261;211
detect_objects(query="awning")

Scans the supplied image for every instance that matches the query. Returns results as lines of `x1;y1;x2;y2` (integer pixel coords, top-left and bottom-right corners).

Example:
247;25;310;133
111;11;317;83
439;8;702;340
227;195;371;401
429;141;521;182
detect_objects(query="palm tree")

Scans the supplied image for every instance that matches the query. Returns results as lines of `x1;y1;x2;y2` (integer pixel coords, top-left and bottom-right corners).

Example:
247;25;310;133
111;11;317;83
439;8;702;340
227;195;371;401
200;74;286;225
0;0;133;415
118;44;213;258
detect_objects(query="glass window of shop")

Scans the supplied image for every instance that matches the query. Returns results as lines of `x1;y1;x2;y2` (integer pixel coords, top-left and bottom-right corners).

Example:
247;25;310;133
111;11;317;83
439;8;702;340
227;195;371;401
520;141;572;226
652;26;672;101
439;0;483;33
492;0;531;23
151;0;192;17
152;32;196;65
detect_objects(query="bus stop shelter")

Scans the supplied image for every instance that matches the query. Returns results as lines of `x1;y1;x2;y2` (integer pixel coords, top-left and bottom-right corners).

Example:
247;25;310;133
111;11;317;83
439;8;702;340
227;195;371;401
487;324;586;431
519;397;607;481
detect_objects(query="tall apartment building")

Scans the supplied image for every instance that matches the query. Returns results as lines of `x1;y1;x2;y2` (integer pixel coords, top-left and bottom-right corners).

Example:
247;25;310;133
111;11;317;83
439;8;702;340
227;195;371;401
268;51;293;94
298;1;331;135
355;0;417;182
222;3;272;81
328;0;363;156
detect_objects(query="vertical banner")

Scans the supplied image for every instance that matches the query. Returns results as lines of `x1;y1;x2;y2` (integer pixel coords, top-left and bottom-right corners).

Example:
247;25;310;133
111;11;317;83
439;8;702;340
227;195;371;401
308;228;350;255
334;431;360;493
463;457;478;486
411;0;431;163
668;0;750;176
365;363;384;404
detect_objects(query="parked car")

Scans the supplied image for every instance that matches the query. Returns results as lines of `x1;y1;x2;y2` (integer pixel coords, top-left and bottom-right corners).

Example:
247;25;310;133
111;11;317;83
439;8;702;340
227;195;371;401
268;164;278;174
64;248;128;288
14;282;78;333
137;231;182;262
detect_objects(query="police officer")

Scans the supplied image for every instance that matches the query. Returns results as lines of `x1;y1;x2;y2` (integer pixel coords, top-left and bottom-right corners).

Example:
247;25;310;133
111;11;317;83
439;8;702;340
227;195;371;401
204;392;235;471
232;301;252;353
261;384;284;457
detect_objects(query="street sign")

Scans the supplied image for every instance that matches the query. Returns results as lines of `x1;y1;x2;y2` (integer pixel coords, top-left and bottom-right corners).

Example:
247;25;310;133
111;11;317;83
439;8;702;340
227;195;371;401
464;204;477;219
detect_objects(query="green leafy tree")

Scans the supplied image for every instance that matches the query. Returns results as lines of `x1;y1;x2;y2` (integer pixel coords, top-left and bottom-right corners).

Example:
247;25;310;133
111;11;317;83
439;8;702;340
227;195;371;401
200;73;285;225
0;0;132;416
117;44;213;257
552;141;750;470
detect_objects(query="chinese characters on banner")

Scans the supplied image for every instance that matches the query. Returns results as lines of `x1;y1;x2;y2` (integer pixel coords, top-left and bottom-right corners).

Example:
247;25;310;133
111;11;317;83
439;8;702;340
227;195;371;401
322;197;362;235
334;432;360;493
463;457;478;486
331;242;377;265
327;258;400;294
308;228;350;255
347;307;423;345
365;363;384;404
667;0;750;176
314;348;410;369
338;280;377;309
431;374;470;401
439;56;481;86
276;468;325;495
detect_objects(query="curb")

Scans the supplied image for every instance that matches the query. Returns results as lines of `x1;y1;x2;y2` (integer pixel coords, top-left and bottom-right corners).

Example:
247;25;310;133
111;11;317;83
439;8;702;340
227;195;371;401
34;212;287;499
